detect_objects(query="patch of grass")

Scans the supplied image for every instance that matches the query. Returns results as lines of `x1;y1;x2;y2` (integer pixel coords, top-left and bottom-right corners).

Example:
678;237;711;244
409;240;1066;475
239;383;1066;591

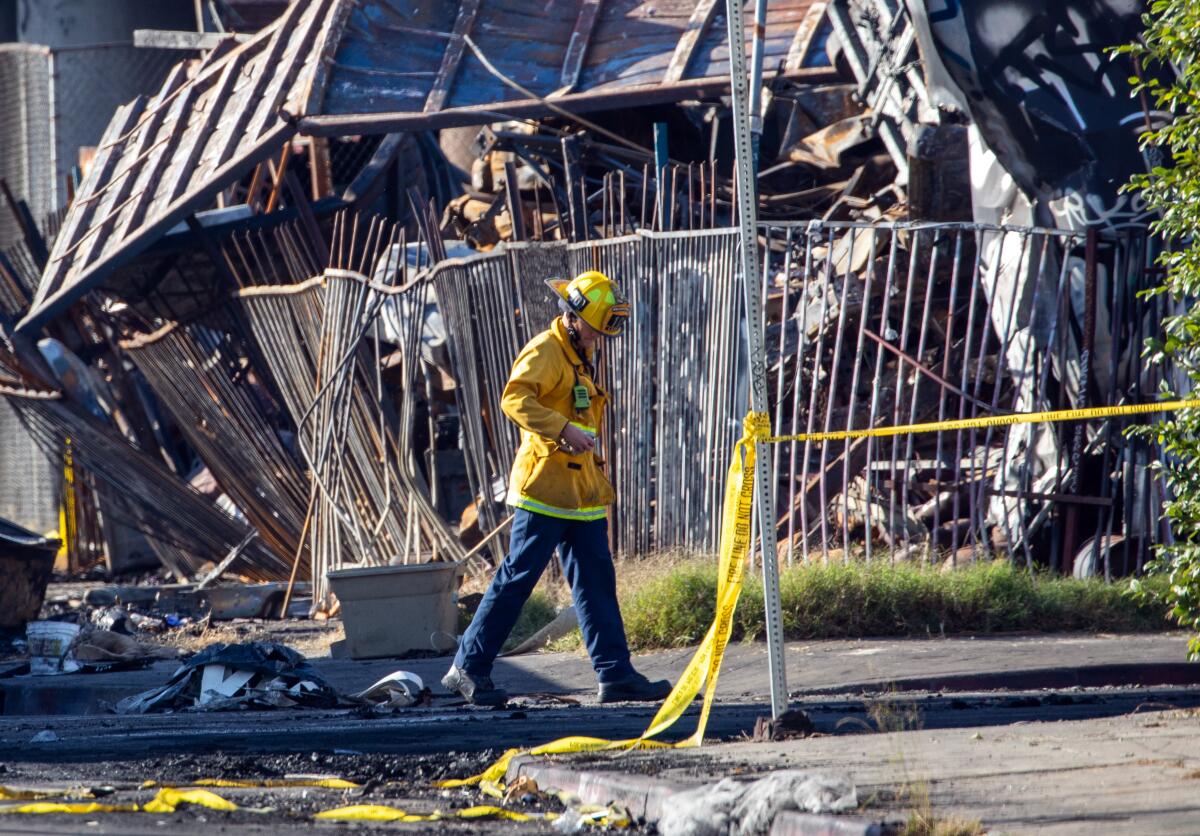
613;558;1172;651
500;591;558;652
458;590;559;652
898;777;985;836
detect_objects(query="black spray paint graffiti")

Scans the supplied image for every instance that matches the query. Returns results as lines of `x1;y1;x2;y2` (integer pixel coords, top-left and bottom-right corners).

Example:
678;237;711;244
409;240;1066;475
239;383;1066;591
922;0;1169;228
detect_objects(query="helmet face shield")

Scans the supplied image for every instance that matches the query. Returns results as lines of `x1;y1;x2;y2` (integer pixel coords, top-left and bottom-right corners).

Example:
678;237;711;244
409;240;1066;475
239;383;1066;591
604;302;630;335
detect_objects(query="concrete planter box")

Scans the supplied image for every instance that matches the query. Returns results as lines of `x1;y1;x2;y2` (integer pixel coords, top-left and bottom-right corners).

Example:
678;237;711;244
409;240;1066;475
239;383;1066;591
327;562;464;660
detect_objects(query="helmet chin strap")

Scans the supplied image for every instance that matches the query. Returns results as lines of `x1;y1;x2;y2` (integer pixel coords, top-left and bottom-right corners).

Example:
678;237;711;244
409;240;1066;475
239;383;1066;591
563;313;597;377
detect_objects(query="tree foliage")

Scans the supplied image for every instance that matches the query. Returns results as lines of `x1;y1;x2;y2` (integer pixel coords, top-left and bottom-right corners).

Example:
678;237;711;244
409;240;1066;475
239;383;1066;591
1118;1;1200;659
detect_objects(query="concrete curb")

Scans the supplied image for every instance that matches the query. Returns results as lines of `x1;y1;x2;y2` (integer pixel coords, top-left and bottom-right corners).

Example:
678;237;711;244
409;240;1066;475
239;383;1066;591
506;755;686;821
505;755;886;834
794;662;1200;697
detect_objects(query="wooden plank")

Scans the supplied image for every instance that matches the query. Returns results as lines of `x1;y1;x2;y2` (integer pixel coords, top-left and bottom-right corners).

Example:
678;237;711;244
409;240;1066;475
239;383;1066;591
298;65;841;135
559;0;604;92
784;2;827;72
308;136;334;199
423;0;482;114
663;0;720;84
133;29;251;50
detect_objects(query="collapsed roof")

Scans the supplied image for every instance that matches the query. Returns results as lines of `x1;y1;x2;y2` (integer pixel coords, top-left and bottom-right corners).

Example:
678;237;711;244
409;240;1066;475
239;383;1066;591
20;0;835;334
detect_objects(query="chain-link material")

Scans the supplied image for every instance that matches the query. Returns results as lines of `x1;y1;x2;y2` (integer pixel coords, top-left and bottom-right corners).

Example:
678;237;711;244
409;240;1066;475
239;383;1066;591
0;46;53;251
0;399;59;535
51;45;179;198
0;44;176;536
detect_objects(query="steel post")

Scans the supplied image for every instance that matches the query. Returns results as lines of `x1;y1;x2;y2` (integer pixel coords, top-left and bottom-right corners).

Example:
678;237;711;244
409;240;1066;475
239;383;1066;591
724;0;788;719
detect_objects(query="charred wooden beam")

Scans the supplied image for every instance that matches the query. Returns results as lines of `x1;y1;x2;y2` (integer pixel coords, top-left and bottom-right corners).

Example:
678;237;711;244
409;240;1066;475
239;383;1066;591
423;0;482;114
664;0;719;83
559;0;604;92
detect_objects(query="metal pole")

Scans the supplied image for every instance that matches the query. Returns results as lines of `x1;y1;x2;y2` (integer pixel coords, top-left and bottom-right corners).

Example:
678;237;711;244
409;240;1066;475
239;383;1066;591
725;0;788;719
653;122;669;231
748;0;768;169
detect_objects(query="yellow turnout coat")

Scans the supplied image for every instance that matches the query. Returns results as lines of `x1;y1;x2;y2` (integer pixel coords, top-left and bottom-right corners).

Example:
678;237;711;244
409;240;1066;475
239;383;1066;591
502;317;615;520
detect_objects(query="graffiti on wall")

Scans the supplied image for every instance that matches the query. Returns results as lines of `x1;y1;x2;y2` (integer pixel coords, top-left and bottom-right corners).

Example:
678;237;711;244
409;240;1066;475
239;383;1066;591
921;0;1167;229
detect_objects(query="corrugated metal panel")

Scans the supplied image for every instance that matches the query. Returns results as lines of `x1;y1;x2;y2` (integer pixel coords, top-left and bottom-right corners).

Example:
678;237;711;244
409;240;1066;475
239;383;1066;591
19;0;833;336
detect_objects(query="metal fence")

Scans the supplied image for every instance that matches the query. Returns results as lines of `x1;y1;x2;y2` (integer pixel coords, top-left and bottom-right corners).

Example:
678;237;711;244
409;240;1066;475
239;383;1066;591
427;220;1165;574
758;220;1164;576
0;43;178;250
432;230;748;558
0;43;177;535
0;45;53;250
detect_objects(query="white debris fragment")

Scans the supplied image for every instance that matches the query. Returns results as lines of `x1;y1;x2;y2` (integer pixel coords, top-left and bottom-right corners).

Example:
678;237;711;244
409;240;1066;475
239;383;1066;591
658;770;858;836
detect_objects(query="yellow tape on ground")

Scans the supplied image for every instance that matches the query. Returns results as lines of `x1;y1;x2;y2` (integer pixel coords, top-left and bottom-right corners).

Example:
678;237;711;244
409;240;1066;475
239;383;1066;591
0;788;239;816
439;399;1199;793
761;399;1200;444
143;788;238;814
192;777;359;790
437;411;767;788
313;803;545;823
0;802;139;815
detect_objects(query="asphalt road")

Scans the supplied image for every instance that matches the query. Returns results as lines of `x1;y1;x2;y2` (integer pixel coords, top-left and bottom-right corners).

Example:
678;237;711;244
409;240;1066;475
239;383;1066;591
4;685;1199;764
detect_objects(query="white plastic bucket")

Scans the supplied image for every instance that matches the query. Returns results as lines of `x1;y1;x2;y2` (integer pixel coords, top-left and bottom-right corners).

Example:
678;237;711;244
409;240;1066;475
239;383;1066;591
26;621;80;676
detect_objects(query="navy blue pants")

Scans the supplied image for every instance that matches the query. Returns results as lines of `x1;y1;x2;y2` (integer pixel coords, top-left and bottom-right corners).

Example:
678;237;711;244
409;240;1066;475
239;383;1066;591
454;508;635;684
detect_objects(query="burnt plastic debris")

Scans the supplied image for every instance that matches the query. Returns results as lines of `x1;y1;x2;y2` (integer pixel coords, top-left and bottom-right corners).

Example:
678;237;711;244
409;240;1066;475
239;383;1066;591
115;641;339;714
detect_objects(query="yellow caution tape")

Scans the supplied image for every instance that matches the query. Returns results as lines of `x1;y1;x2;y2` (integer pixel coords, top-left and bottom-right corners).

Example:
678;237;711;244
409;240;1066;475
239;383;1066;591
759;399;1200;444
314;804;425;823
0;802;139;815
438;411;766;788
456;805;542;821
142;787;238;814
313;803;546;823
0;788;240;816
191;777;359;790
438;399;1199;794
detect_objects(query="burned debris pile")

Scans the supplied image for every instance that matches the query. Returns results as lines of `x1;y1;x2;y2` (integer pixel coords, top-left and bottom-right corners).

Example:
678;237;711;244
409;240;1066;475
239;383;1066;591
0;0;1173;650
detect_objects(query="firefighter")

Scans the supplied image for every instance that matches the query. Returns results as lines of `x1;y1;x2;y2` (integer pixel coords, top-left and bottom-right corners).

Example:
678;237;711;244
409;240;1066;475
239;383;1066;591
443;271;671;706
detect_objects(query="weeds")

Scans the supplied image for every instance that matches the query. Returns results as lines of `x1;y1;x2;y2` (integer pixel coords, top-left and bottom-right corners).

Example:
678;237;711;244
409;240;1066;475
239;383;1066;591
618;558;1171;651
901;786;985;836
464;556;1173;654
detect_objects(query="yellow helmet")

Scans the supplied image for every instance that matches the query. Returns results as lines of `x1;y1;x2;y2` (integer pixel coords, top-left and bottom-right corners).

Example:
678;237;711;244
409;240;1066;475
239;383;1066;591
545;271;630;336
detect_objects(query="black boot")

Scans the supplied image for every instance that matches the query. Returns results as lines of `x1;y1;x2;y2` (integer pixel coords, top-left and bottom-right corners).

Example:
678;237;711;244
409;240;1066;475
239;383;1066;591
598;672;672;704
442;665;508;707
